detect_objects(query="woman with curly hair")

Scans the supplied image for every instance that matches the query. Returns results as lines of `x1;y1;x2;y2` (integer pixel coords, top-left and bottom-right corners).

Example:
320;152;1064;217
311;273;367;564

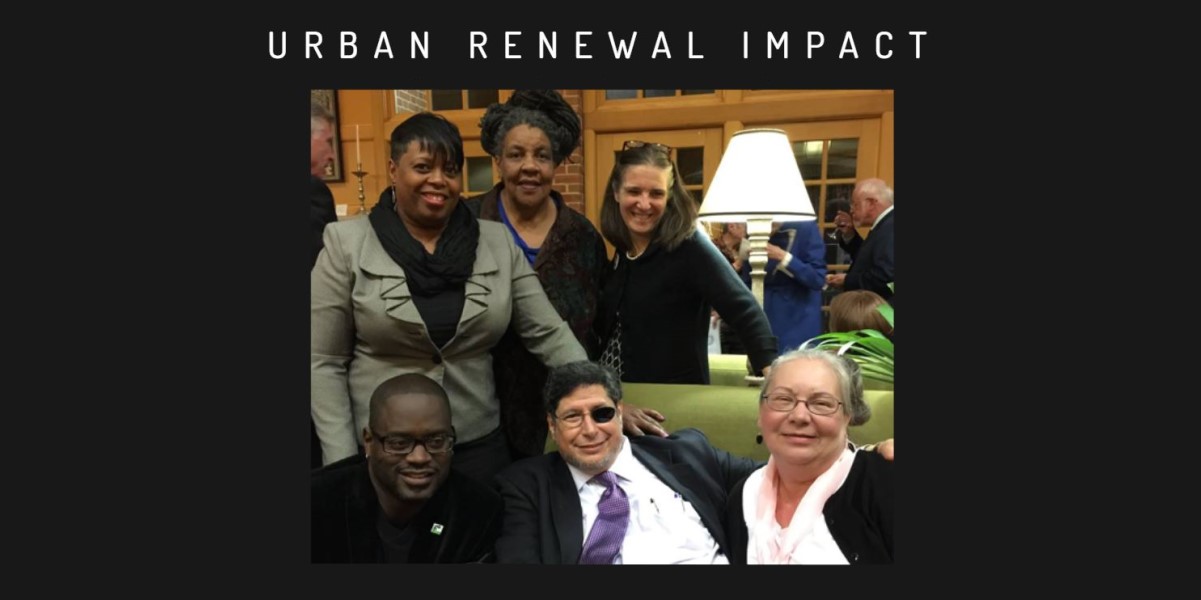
312;112;588;482
466;90;663;456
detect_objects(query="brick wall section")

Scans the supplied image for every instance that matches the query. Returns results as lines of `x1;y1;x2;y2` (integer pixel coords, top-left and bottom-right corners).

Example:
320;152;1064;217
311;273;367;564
553;89;585;214
393;90;427;113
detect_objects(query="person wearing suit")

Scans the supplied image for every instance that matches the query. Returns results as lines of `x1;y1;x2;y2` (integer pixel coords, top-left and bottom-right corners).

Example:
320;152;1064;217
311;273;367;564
311;100;339;269
493;361;761;564
311;100;339;469
827;178;895;305
311;175;337;268
311;112;588;484
725;349;893;564
739;220;827;353
312;373;503;563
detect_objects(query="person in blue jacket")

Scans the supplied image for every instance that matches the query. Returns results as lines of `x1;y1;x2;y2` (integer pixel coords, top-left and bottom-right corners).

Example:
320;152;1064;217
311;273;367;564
740;220;827;353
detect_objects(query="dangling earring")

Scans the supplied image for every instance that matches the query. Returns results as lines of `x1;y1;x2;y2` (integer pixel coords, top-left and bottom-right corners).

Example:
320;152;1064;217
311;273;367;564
755;434;763;445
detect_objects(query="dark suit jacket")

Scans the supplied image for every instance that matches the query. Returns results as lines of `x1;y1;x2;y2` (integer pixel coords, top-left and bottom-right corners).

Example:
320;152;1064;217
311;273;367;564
311;175;337;269
493;428;761;563
311;176;338;468
725;451;894;564
839;210;895;304
311;455;503;563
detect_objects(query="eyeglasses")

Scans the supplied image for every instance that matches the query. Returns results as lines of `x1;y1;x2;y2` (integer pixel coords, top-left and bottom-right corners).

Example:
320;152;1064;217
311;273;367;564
760;393;843;415
622;140;673;154
553;406;618;428
370;431;456;455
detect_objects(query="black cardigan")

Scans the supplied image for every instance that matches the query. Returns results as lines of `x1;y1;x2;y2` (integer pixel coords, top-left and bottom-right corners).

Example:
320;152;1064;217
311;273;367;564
596;230;777;383
725;450;894;564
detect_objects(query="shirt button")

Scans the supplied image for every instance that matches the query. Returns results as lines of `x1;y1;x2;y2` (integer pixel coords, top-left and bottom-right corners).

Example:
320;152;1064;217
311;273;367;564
851;552;859;562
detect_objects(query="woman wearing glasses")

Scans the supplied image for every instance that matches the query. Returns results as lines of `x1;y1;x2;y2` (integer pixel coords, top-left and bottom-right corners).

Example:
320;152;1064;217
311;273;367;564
465;90;612;458
725;349;893;564
596;141;778;390
311;112;588;484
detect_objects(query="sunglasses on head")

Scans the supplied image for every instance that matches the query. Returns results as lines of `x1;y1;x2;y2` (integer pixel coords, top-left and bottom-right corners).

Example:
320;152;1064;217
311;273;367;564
622;139;673;154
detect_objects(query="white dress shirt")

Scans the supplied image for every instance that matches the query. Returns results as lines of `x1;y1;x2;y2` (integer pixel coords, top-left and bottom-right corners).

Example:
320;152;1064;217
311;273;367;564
566;435;729;564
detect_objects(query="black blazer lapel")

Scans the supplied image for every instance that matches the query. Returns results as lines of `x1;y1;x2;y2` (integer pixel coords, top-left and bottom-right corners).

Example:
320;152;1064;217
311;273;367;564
630;444;730;554
549;457;585;564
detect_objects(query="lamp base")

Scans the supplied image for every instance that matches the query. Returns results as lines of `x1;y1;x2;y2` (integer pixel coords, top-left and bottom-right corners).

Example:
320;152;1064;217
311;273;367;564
745;217;774;308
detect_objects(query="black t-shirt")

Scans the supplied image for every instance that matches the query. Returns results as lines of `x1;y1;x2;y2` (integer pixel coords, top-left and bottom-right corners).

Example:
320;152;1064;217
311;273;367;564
376;513;418;563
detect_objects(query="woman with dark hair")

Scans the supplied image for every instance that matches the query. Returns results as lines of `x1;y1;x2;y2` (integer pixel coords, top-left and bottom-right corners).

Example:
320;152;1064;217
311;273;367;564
463;90;617;457
311;112;588;483
595;141;778;392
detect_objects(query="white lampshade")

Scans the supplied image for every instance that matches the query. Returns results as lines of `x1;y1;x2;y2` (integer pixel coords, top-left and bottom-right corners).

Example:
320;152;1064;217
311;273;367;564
696;128;816;222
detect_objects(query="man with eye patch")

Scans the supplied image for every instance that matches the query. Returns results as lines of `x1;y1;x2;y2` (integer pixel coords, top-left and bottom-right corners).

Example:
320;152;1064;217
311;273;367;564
494;361;895;564
311;373;503;563
493;360;761;564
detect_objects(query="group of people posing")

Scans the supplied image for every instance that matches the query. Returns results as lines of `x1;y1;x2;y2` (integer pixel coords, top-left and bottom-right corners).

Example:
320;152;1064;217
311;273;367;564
310;90;896;564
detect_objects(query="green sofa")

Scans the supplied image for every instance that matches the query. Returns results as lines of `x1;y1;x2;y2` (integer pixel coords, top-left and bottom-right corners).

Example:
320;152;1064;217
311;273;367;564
546;382;894;462
708;354;753;387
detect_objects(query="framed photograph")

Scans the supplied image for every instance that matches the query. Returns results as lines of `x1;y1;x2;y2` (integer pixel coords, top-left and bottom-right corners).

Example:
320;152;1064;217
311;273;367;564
310;89;343;182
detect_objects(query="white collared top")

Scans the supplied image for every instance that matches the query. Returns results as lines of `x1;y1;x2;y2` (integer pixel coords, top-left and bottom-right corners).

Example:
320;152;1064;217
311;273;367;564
566;436;728;564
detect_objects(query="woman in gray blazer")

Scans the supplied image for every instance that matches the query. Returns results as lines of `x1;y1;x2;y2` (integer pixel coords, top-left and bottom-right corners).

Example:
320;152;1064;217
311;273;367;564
312;112;588;483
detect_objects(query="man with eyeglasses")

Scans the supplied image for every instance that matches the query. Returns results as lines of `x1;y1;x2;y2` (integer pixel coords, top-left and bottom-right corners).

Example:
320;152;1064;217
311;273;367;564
311;373;503;563
494;360;893;564
493;360;759;564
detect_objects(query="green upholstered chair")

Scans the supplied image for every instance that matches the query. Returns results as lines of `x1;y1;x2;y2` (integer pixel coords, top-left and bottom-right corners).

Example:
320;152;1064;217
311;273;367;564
707;354;893;391
545;382;893;461
707;354;752;387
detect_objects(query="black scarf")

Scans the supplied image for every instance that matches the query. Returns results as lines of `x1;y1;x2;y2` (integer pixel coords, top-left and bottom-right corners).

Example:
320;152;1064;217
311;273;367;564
369;188;478;296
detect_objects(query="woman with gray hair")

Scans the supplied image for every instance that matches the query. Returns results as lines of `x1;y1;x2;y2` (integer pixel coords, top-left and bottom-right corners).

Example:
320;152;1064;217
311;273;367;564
725;348;893;564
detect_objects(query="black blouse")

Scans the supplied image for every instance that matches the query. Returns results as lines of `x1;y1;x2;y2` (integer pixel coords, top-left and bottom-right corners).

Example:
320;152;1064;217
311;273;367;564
596;230;777;384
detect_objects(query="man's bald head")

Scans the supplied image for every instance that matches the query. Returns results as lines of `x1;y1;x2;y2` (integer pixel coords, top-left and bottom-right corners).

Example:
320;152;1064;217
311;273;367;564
850;178;894;226
364;374;455;521
368;373;451;431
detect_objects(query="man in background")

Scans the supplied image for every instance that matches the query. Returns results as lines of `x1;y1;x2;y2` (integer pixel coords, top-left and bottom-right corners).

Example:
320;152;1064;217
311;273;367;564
310;101;339;269
826;177;895;305
311;101;339;468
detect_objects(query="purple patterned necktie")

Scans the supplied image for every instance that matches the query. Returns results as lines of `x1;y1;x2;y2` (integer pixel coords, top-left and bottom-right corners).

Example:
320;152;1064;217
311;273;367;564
578;471;629;564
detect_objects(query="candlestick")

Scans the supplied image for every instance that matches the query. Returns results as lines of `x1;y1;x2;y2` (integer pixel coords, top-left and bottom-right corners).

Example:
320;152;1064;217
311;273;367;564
355;125;361;166
353;166;368;215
